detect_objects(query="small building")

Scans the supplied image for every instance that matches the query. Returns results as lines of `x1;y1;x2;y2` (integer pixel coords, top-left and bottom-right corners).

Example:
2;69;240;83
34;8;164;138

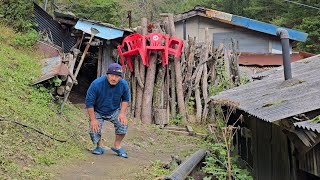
210;55;320;180
174;7;312;76
32;3;132;104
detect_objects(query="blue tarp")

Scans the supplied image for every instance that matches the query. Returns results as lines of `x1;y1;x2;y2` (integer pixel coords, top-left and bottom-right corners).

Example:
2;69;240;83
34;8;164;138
75;20;124;40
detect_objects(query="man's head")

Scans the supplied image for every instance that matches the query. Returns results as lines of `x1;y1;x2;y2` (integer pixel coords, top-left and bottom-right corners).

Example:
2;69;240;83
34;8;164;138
106;63;122;85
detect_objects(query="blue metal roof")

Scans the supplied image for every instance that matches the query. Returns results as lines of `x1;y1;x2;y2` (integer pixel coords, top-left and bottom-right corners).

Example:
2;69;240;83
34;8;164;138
75;20;124;40
175;7;308;42
231;15;307;42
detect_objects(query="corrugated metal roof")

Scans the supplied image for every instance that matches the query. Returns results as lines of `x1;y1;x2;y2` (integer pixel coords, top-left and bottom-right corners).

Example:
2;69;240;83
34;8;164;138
32;3;76;53
75;20;131;40
294;120;320;133
211;55;320;124
175;6;308;42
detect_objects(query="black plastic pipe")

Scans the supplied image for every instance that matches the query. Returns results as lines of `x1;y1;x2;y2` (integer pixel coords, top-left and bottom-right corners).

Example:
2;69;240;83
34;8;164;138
276;28;292;80
164;149;207;180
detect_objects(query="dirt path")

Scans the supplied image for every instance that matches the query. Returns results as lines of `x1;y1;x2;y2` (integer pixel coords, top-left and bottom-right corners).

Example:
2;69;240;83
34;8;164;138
50;107;201;180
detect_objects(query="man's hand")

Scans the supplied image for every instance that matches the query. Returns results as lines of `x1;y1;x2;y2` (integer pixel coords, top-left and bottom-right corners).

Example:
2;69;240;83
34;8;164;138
90;118;99;133
118;112;128;125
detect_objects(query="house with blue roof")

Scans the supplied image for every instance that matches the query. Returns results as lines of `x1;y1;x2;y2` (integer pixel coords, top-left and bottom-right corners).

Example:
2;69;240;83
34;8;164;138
174;7;312;73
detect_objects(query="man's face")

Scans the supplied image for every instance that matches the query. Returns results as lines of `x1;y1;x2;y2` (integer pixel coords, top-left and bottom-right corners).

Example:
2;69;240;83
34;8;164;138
107;74;121;85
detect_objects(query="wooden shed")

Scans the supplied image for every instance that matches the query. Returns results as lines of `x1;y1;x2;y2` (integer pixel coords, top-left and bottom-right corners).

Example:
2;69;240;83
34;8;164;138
211;55;320;180
32;3;133;104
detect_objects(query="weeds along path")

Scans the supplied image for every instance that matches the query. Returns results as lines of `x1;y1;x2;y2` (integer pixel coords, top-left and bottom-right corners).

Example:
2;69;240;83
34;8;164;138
50;105;201;179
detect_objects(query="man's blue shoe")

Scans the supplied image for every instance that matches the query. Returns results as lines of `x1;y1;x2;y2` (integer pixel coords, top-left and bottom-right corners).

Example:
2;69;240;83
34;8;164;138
111;147;128;158
92;146;105;155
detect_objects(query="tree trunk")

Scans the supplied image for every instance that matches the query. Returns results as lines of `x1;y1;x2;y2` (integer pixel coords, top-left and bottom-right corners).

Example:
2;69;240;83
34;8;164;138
153;67;165;109
154;108;168;125
125;70;132;116
229;38;241;86
135;59;144;88
170;63;176;118
66;53;76;88
141;54;157;124
97;44;103;77
202;64;209;122
201;28;210;122
131;68;137;118
194;64;203;121
167;14;187;122
184;37;195;105
135;18;147;120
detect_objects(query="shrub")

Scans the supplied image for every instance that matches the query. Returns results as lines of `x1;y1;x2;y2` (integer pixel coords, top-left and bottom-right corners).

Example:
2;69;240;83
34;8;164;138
13;30;39;47
0;0;34;32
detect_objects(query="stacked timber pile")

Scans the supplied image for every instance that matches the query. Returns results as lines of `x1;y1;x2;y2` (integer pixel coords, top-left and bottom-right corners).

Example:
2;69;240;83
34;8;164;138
123;14;241;125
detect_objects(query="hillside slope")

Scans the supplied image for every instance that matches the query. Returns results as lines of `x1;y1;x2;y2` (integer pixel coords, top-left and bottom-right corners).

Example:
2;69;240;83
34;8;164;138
0;25;90;179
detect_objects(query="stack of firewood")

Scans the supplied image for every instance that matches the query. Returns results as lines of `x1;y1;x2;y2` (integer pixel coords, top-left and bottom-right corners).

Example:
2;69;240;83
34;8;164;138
124;15;240;125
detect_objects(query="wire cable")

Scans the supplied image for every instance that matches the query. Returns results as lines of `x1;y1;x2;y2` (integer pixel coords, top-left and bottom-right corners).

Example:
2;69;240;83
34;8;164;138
284;0;320;11
0;117;67;143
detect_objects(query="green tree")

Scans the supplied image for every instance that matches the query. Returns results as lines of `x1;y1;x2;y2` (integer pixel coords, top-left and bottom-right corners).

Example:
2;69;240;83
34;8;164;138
296;15;320;53
214;0;250;16
243;0;286;22
0;0;34;32
66;0;121;26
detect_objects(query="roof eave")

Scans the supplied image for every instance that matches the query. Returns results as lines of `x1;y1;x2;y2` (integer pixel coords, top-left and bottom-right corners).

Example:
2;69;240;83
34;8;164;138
174;8;308;42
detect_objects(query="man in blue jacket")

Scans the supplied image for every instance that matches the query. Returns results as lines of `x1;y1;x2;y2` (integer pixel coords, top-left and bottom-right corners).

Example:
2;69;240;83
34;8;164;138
85;63;130;158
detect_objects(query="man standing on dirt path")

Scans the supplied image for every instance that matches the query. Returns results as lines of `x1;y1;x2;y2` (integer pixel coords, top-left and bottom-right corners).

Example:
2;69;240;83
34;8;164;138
85;63;130;158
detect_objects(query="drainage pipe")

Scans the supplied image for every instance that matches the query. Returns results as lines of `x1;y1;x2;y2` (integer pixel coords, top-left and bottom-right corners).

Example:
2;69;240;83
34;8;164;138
164;149;207;180
276;28;292;80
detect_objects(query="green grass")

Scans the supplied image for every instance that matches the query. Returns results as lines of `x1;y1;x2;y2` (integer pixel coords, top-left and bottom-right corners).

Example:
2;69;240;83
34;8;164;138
0;25;90;179
312;115;320;123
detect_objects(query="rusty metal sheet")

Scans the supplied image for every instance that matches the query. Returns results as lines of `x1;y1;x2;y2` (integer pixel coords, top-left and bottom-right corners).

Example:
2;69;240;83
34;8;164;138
35;41;62;58
239;53;303;66
32;56;70;85
205;9;232;22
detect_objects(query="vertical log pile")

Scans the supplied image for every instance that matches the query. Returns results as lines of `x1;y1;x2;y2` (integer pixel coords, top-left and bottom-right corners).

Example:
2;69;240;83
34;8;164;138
124;15;240;125
181;29;225;123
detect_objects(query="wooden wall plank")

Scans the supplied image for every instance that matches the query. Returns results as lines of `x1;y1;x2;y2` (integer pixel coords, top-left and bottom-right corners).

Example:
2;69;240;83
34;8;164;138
257;120;272;180
271;124;290;180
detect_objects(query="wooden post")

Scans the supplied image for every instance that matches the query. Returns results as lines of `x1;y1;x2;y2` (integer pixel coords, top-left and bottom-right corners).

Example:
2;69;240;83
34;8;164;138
194;63;203;121
66;50;78;88
153;68;165;109
229;38;241;86
97;44;103;77
184;37;195;106
141;54;157;124
135;19;147;121
201;28;210;122
154;108;168;125
170;63;176;118
166;13;187;122
141;24;162;124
